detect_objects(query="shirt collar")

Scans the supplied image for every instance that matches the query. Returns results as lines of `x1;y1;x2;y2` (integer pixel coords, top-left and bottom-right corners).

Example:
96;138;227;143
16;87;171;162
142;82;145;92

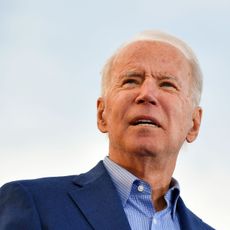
103;156;137;206
165;178;180;218
103;156;180;219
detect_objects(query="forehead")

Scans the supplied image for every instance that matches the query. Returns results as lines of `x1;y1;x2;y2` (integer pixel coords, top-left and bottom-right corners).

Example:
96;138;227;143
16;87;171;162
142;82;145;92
111;41;191;76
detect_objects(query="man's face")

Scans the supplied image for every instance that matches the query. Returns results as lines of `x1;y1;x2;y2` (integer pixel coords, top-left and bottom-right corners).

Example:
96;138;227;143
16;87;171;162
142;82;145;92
97;41;202;162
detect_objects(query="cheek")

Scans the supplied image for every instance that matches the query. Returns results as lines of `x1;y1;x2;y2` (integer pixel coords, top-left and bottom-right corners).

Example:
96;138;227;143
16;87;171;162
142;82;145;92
104;97;128;130
166;98;193;133
107;94;136;138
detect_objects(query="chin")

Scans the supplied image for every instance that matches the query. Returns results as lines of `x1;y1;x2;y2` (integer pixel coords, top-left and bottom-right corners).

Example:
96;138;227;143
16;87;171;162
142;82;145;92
127;142;159;158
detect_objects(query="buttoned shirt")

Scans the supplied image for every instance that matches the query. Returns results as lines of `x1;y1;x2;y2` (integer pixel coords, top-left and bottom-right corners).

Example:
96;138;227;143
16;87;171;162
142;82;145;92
103;157;181;230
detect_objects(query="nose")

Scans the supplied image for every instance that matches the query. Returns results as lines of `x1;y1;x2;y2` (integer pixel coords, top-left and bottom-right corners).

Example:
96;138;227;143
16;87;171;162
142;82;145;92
135;78;158;105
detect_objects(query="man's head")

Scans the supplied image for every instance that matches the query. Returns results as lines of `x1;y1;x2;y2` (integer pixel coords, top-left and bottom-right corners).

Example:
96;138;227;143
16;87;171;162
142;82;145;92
97;31;202;165
101;31;202;107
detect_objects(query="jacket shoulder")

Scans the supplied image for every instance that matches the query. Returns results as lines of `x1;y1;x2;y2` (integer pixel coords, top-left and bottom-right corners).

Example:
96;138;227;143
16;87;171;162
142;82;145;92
0;167;104;230
0;161;106;203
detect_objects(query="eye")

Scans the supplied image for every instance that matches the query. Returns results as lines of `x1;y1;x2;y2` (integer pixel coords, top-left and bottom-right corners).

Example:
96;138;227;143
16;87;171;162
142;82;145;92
123;78;139;85
122;77;141;88
159;81;178;90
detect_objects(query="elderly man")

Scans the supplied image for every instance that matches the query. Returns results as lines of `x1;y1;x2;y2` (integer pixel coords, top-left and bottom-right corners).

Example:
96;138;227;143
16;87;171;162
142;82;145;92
0;31;214;230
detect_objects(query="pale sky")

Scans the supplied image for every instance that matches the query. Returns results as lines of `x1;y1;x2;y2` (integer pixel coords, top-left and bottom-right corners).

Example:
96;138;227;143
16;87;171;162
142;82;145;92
0;1;229;229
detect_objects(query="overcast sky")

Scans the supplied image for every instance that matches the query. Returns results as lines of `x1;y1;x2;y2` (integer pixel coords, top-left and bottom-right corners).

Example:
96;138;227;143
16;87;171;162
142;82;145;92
0;1;229;229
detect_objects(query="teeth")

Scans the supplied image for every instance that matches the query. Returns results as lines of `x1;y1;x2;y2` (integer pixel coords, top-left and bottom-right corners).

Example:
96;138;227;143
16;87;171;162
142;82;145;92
138;120;153;124
137;123;158;127
135;119;158;127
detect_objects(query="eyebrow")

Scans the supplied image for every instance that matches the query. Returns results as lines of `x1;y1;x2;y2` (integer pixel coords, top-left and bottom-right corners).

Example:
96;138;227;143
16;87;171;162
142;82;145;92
157;75;177;81
152;73;178;81
120;71;181;86
121;70;144;78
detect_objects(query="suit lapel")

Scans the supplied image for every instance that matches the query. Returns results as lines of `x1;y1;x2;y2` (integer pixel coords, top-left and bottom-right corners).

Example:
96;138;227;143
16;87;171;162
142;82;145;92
177;197;213;230
177;197;195;230
69;162;131;230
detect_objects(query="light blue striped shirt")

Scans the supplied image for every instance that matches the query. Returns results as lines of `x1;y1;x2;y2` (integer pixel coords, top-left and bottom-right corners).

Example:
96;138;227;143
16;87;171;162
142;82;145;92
103;157;181;230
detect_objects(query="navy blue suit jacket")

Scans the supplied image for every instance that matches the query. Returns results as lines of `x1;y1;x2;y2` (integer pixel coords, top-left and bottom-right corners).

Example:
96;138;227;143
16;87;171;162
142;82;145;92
0;161;215;230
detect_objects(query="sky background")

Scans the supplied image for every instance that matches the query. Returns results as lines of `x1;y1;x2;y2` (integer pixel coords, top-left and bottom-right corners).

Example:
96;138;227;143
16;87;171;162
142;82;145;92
0;0;229;229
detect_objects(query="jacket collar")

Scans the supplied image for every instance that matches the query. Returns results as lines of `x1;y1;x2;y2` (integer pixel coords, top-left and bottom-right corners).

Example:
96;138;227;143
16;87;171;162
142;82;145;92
69;161;214;230
69;161;131;230
177;197;214;230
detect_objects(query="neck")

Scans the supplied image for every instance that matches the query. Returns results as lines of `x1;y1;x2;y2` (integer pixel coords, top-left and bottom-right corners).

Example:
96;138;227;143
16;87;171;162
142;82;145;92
109;151;178;211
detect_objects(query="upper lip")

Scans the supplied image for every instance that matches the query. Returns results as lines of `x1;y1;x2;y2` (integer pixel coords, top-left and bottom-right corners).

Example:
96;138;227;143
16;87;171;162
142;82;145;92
129;115;161;127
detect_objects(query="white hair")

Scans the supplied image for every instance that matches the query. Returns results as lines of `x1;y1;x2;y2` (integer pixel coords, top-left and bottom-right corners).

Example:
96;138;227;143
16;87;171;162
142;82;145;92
101;30;203;106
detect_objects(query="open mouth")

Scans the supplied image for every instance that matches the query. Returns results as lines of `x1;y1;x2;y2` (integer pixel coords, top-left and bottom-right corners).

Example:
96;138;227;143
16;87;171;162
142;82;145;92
130;118;161;128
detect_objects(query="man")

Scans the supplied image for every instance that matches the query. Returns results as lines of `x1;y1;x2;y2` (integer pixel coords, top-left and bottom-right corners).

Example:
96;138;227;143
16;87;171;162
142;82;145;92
0;31;214;229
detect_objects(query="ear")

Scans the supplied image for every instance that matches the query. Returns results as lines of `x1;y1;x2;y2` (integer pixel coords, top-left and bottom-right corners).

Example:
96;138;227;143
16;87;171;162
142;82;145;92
186;106;202;143
97;97;108;133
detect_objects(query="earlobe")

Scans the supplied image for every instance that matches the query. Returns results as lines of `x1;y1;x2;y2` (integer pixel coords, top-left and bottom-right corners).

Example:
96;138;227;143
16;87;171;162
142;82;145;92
97;97;108;133
186;107;202;143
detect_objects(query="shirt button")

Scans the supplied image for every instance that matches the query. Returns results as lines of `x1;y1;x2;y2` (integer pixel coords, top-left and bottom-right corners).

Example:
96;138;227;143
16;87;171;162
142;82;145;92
137;185;144;192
